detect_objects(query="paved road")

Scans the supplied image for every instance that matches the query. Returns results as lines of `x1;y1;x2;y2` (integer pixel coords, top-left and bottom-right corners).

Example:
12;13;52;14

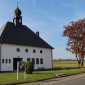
19;73;85;85
53;75;85;85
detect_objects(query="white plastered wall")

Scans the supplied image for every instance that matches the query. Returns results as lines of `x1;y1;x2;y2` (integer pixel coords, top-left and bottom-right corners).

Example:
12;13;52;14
1;44;53;71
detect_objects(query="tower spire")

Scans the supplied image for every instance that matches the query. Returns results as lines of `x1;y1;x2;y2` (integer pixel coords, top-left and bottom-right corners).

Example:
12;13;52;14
13;0;22;27
17;0;19;7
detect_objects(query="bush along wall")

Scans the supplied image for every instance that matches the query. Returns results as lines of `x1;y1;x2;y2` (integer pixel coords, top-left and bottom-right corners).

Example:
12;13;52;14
26;61;34;74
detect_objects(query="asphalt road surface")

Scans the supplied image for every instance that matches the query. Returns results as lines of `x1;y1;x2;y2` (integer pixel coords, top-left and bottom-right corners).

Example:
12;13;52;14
19;73;85;85
52;75;85;85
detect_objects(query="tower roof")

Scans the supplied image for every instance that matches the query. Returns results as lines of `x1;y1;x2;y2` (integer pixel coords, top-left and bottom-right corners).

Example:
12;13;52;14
14;7;22;16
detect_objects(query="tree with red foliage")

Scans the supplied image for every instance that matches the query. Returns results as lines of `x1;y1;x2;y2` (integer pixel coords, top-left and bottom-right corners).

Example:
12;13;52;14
63;19;85;67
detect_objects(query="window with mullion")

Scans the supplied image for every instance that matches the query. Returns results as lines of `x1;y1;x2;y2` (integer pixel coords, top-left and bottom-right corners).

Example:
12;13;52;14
40;58;43;64
9;59;11;63
36;58;39;64
27;58;30;61
2;59;4;63
32;58;35;64
6;59;8;63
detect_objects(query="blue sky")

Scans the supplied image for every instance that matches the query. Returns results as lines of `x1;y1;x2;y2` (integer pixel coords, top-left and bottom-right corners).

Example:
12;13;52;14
0;0;85;59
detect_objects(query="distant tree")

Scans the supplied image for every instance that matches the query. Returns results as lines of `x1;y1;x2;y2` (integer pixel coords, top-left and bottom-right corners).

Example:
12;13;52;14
63;19;85;67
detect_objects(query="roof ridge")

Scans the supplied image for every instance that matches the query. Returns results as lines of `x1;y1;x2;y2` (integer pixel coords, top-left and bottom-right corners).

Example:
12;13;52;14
0;22;53;49
38;36;54;49
23;25;53;49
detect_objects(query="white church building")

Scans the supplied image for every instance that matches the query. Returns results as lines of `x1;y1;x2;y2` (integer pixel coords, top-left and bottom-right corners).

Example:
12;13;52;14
0;6;53;71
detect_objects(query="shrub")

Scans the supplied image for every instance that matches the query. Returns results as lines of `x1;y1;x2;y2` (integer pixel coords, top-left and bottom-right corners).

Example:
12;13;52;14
26;61;34;74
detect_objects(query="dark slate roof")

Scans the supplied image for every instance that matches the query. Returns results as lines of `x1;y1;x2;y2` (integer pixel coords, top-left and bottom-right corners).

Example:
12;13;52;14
0;22;53;49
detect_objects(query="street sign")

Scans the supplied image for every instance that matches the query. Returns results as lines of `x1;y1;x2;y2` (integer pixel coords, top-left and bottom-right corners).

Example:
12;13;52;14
19;61;25;71
17;61;26;80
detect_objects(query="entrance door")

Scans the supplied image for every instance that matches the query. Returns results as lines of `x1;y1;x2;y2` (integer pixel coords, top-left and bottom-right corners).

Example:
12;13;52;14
13;58;23;70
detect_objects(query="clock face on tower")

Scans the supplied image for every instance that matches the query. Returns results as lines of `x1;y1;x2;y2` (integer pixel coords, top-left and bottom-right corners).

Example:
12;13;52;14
19;19;21;23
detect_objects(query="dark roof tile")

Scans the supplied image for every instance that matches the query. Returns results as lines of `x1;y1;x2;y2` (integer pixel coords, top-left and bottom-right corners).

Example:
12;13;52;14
0;22;53;49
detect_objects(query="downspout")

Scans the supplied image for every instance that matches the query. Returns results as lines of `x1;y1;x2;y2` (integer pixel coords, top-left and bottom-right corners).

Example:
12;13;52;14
0;34;3;71
0;43;2;71
51;49;53;69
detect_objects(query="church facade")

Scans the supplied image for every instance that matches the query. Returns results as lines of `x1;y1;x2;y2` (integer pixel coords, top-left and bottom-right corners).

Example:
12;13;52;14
0;6;53;71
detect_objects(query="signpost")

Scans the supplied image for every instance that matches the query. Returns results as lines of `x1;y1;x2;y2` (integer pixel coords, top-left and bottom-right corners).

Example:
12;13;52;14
17;62;19;80
17;61;26;80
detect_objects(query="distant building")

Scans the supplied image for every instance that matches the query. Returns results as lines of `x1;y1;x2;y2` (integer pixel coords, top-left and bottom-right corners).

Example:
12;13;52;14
0;6;53;71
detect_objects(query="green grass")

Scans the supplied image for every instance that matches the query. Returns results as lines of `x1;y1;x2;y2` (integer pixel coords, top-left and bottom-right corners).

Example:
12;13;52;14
1;60;85;84
0;72;56;84
53;60;85;67
0;68;85;84
34;68;85;75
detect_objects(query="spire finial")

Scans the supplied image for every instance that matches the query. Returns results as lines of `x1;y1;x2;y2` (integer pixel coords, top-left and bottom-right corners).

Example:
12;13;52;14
17;0;19;7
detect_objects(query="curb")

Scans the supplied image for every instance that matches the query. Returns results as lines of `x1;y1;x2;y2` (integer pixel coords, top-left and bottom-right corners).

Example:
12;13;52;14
6;77;57;85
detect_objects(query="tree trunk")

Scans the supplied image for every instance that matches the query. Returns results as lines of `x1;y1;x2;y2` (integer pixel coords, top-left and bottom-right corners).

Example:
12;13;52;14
78;60;81;67
75;54;79;67
77;54;81;67
75;54;84;67
81;58;84;67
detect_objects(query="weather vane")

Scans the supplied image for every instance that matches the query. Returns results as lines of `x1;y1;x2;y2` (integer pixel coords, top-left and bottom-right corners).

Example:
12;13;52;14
17;0;19;7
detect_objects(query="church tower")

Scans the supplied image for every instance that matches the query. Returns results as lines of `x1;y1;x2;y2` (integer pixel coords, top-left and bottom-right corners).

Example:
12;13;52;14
13;3;22;27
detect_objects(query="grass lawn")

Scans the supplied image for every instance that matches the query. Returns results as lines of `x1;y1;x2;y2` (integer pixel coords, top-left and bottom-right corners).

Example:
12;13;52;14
53;60;85;67
0;60;85;84
0;72;56;84
0;68;85;84
35;68;85;75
